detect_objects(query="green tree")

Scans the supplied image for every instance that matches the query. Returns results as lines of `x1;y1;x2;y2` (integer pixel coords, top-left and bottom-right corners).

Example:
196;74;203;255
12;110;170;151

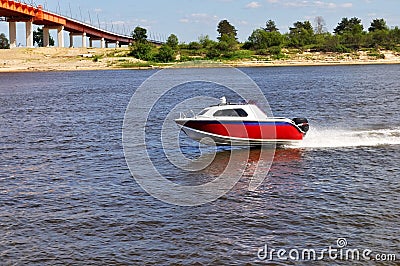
188;41;202;50
0;33;9;49
334;17;364;49
247;29;283;50
217;19;237;40
314;33;349;52
129;42;154;60
217;33;238;52
369;18;388;32
367;20;390;48
155;44;175;62
389;27;400;45
206;47;221;59
341;32;365;50
132;26;148;43
264;20;279;32
129;26;154;60
33;27;55;47
199;35;216;49
288;21;314;48
166;34;179;49
366;30;390;49
334;17;363;35
268;46;283;59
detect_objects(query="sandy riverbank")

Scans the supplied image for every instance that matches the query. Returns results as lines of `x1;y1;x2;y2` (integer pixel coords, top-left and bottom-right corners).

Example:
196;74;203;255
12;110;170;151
0;47;142;72
1;47;400;72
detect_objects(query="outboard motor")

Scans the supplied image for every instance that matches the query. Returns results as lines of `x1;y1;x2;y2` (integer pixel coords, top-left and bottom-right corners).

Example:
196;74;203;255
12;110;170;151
292;118;309;134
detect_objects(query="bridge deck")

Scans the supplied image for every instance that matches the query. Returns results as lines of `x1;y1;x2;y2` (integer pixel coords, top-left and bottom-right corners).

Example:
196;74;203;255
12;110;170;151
0;0;133;44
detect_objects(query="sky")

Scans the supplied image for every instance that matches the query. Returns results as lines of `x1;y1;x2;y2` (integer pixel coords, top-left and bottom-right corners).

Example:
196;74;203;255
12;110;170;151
1;0;400;44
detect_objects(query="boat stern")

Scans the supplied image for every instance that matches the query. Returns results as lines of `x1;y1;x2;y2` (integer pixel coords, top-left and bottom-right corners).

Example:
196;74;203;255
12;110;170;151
292;118;309;135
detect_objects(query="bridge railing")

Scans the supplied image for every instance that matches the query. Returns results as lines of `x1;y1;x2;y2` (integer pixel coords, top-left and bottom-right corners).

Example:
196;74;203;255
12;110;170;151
42;4;166;43
44;9;132;39
2;0;166;44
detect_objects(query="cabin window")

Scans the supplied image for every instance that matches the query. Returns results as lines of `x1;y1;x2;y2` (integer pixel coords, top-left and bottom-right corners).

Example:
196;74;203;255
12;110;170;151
213;108;248;117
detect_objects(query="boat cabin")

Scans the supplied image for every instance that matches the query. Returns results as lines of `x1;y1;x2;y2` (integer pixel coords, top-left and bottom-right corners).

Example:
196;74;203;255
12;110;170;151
196;103;269;120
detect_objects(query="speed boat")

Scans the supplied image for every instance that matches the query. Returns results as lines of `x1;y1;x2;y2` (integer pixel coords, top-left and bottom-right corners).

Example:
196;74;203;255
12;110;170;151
175;97;309;146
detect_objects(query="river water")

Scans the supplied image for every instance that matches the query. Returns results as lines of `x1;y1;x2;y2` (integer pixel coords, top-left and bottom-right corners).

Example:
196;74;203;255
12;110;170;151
1;65;399;265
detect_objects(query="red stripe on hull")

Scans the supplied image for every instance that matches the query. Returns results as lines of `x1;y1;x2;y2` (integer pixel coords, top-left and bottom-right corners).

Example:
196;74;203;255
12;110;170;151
182;122;304;140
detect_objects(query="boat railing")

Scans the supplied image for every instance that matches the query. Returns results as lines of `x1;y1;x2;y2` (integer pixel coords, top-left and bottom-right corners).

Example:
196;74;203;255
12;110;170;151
179;112;187;119
179;110;196;119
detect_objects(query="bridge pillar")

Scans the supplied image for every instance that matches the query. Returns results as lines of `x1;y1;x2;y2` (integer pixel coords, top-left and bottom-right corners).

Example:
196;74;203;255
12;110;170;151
69;33;74;48
43;27;50;47
8;22;17;48
82;33;87;48
116;41;120;48
25;21;33;48
101;38;105;48
89;38;93;48
57;26;64;48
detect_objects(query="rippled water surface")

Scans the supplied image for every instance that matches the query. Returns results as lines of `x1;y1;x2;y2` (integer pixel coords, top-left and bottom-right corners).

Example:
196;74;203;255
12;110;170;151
1;65;399;265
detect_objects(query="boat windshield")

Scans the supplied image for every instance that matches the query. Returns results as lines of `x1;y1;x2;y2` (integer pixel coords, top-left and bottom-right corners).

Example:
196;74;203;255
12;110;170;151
197;109;209;116
213;108;248;117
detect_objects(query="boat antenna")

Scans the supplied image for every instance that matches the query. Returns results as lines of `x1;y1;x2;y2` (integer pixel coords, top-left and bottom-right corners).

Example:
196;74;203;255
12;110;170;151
220;96;227;105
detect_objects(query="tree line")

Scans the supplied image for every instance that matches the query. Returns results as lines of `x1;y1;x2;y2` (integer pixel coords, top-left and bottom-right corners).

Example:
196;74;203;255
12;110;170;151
129;16;400;62
2;16;399;64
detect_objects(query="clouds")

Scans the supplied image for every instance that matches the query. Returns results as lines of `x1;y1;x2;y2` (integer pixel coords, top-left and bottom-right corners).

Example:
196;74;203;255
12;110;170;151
266;0;353;9
246;1;262;8
313;1;353;8
179;13;219;25
246;0;353;9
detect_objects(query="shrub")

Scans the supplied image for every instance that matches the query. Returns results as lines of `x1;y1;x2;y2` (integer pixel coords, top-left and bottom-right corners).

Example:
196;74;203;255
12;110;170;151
154;45;175;63
206;48;221;59
129;42;154;61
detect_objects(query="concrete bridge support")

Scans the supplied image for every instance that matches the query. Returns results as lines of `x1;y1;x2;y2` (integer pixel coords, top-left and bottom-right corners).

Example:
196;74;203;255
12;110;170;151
88;37;106;48
25;21;33;48
57;26;64;48
69;32;88;48
8;21;35;48
104;41;120;48
69;33;74;48
87;37;108;48
43;27;50;47
43;26;64;47
82;32;87;48
8;21;17;48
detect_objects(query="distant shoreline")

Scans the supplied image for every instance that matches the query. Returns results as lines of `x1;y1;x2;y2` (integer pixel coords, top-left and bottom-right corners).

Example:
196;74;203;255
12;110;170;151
1;47;399;73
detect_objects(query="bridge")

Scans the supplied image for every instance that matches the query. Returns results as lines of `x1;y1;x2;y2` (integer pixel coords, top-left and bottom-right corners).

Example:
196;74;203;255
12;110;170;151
0;0;160;48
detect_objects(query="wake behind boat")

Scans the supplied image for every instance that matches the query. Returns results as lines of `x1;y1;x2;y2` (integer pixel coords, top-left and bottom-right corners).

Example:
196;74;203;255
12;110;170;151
175;97;309;146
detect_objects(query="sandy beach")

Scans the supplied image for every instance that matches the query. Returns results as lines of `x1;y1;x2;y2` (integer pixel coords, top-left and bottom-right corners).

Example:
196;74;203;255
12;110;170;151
1;47;400;72
0;47;142;72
